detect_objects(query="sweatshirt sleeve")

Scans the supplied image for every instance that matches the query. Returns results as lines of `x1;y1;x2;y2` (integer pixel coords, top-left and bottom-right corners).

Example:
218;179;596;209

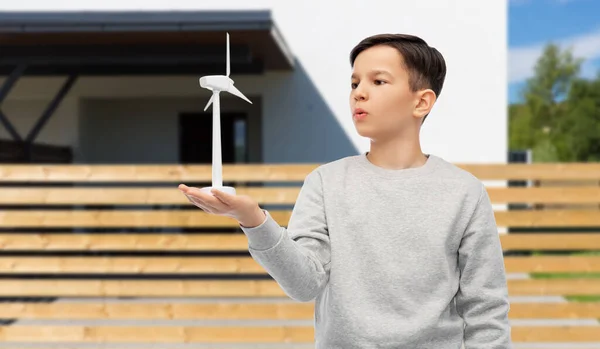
456;183;513;348
239;169;330;302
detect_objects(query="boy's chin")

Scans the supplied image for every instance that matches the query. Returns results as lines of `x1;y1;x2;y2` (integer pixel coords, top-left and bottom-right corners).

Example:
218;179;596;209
354;125;380;138
355;124;403;140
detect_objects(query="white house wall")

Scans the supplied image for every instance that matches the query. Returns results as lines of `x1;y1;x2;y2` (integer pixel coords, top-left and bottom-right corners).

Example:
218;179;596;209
0;0;508;164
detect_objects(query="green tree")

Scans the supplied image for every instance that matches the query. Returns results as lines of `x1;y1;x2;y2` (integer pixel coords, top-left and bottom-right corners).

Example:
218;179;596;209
509;43;600;162
508;103;535;151
559;74;600;161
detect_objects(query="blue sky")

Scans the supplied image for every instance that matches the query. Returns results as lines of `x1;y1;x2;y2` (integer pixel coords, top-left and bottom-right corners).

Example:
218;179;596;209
509;0;600;103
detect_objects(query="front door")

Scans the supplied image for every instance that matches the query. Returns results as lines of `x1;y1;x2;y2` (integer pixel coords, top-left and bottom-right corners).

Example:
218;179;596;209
178;112;248;164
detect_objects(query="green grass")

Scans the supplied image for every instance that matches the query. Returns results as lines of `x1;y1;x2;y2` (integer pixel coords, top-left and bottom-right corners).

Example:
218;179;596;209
530;272;600;279
528;272;600;302
531;250;600;256
565;295;600;302
527;250;600;302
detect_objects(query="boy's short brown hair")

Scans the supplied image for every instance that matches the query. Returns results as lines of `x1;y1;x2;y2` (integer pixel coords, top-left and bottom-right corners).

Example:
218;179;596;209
349;33;446;123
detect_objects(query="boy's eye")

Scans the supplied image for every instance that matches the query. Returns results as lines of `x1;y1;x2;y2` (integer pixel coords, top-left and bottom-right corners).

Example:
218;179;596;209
374;79;386;85
351;83;358;89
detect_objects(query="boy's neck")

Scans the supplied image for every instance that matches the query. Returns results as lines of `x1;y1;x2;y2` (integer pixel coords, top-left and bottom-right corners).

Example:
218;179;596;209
366;135;428;170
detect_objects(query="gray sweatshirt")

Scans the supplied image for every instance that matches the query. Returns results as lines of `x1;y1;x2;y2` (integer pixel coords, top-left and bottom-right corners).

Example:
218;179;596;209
240;153;512;348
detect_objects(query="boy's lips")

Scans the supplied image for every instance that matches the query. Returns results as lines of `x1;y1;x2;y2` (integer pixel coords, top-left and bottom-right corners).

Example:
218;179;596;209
353;108;368;120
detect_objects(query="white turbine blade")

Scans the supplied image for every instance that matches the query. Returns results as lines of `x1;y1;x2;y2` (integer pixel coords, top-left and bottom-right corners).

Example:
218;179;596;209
227;84;252;104
203;94;215;111
226;33;230;77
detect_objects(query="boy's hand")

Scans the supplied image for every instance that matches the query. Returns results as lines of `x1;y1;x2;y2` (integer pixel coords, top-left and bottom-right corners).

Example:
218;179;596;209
178;184;266;228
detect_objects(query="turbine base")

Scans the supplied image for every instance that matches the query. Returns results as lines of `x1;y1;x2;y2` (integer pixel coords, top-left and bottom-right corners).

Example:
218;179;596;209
200;186;236;196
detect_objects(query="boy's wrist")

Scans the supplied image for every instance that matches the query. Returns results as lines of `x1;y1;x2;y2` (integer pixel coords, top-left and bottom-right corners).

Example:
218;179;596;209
238;206;266;228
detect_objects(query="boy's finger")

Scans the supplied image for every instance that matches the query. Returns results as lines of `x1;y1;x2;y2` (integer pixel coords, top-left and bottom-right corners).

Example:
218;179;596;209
193;198;218;212
179;186;223;212
186;189;229;211
211;188;234;205
185;187;211;200
185;194;219;212
191;201;211;213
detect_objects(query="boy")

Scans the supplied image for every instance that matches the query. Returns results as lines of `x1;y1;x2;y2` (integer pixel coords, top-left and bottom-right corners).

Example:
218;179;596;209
179;33;512;348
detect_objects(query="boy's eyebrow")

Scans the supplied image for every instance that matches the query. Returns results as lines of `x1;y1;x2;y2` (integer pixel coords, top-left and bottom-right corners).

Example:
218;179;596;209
351;69;393;79
371;69;393;77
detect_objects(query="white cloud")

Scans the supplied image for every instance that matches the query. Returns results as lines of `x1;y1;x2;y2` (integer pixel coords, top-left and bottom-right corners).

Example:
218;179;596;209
509;29;600;83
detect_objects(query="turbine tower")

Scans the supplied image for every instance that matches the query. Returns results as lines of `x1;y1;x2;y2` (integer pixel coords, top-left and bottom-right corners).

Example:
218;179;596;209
199;33;252;195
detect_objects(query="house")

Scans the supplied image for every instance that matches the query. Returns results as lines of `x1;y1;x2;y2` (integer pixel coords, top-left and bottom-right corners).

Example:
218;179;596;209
0;1;507;165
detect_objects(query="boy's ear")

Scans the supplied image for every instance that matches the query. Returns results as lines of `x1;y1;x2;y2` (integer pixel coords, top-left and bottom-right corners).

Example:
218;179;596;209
413;89;437;120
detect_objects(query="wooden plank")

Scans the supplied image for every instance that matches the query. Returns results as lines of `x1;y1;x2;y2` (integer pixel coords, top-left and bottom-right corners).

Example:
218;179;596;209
0;326;314;343
0;164;318;182
0;280;285;297
508;278;600;296
486;187;600;204
1;210;598;228
1;302;599;320
494;210;600;227
0;210;292;228
512;326;600;342
1;233;599;252
0;257;265;274
1;256;599;274
2;163;600;182
500;233;600;250
0;233;248;251
0;187;300;205
508;302;600;319
459;163;600;180
0;302;314;320
0;325;599;342
504;256;600;273
0;279;598;297
1;187;598;205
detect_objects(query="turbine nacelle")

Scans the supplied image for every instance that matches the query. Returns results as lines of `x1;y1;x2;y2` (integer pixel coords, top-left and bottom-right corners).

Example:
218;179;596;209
199;76;251;111
199;75;233;91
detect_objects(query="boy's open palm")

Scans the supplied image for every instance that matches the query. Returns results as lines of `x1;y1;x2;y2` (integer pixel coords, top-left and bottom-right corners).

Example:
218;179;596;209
178;184;265;227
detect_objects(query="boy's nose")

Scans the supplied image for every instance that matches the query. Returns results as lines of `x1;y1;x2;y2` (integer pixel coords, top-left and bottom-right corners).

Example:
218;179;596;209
353;90;367;101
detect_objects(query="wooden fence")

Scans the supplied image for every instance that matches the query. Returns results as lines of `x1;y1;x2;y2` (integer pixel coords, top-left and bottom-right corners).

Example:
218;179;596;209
0;162;599;346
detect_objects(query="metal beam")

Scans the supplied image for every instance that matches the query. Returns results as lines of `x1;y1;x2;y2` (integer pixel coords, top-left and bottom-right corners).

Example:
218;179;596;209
0;63;27;141
0;44;252;66
0;63;26;101
0;110;22;141
25;74;78;143
0;61;264;76
0;44;264;76
0;10;274;33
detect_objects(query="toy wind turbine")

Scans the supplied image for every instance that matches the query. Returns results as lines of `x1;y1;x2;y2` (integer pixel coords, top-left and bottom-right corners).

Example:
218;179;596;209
199;33;252;196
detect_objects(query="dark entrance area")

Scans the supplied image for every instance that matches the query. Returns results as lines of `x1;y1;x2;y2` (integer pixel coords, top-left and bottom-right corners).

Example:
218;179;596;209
178;112;248;164
0;140;72;163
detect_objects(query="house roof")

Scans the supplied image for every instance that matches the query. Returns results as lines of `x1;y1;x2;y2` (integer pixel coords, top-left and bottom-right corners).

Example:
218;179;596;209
0;10;294;75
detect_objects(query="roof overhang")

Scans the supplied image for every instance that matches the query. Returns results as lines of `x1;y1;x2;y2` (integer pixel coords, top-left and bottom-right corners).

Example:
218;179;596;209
0;10;295;76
